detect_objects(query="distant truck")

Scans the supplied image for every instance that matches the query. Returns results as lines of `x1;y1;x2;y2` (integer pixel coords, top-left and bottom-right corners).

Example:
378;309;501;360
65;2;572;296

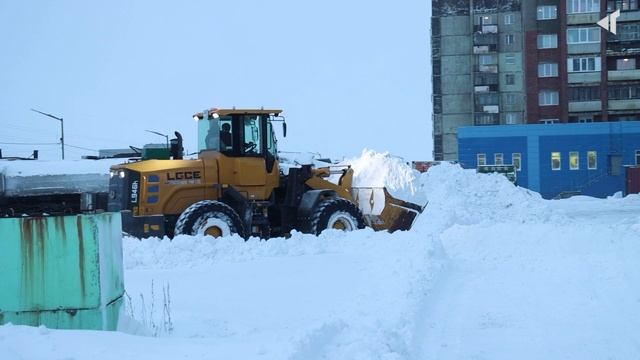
476;165;517;185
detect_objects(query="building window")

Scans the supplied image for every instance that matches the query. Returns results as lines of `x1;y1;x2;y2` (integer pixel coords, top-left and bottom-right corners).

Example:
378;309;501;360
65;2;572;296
568;56;601;72
505;113;519;124
578;115;594;123
475;113;499;125
636;150;640;165
567;27;601;44
479;54;495;65
537;34;558;49
512;153;522;171
505;93;516;105
538;62;559;77
476;93;500;105
608;0;639;11
568;0;600;13
506;74;515;85
588;151;597;169
616;23;640;41
616;58;637;70
504;14;514;25
552;152;561;170
537;5;558;19
505;34;515;45
540;118;560;124
505;54;516;65
478;153;486;166
495;153;504;165
569;151;580;170
569;86;600;102
539;90;559;106
609;84;640;99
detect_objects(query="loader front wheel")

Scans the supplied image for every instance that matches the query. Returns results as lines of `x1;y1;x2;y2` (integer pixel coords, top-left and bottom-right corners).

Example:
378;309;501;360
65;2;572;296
174;200;245;238
308;198;365;235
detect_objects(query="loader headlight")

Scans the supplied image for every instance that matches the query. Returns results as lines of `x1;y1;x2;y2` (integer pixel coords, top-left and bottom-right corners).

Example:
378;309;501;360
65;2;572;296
109;170;116;178
119;170;126;178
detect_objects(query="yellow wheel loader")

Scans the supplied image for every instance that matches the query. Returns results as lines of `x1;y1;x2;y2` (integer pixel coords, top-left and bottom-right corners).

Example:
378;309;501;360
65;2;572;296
107;108;424;239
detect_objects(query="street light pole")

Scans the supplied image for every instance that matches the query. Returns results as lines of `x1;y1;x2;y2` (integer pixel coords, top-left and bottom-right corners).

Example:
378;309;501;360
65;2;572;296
30;108;65;160
145;130;169;148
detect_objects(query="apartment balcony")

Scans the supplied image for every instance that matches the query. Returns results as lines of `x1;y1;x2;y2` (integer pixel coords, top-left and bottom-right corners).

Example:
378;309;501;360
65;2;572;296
474;112;500;126
608;69;640;81
482;25;498;33
473;44;498;54
568;43;601;54
617;10;640;22
609;99;640;110
475;64;499;73
607;36;640;56
474;72;499;85
475;104;500;113
568;72;601;83
473;33;498;46
473;25;499;34
567;13;600;25
568;100;602;112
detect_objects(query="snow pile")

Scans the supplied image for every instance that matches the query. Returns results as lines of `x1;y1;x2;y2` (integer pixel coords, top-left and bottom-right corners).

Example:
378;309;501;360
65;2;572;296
343;151;552;228
0;158;122;176
415;162;553;228
343;149;422;203
121;229;445;359
3;149;640;360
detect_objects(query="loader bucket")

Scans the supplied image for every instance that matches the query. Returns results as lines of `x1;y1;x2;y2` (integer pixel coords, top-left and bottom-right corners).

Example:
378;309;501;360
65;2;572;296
351;187;426;232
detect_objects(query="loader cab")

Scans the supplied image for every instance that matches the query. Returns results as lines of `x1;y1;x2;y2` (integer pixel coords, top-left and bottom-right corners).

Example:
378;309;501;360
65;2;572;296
194;108;283;172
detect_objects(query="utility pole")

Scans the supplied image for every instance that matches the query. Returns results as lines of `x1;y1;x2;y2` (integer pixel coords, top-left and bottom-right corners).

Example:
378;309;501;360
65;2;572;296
31;108;65;160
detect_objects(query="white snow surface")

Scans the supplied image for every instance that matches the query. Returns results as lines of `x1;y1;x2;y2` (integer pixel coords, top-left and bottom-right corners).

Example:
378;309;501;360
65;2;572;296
0;158;123;176
2;150;640;360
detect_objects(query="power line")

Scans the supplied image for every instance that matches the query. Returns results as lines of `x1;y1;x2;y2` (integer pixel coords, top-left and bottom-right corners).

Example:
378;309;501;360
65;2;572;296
65;143;98;152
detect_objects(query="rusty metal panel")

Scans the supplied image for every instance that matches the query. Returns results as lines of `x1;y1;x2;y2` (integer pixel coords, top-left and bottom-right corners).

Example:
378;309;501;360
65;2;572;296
0;213;123;330
0;297;123;331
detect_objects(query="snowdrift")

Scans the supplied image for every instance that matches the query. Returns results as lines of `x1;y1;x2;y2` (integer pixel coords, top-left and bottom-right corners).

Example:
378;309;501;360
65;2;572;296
2;150;640;360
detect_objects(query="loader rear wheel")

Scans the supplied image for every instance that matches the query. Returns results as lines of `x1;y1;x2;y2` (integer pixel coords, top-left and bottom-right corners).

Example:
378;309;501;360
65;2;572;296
174;200;245;238
308;198;365;235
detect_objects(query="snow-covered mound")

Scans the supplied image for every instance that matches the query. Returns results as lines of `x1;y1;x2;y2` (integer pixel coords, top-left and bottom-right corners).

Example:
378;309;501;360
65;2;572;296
343;151;551;228
415;162;552;228
0;158;123;176
3;149;640;360
121;229;445;359
343;149;421;202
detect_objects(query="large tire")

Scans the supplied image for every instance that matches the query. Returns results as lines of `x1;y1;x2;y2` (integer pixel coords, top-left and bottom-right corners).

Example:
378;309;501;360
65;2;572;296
308;198;366;235
174;200;245;238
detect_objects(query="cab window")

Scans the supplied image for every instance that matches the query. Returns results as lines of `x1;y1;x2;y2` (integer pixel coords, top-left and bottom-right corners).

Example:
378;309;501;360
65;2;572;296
266;121;277;157
200;115;233;152
242;115;263;155
219;119;233;152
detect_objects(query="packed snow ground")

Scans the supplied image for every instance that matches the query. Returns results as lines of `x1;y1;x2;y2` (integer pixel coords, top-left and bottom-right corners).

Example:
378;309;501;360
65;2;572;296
2;150;640;359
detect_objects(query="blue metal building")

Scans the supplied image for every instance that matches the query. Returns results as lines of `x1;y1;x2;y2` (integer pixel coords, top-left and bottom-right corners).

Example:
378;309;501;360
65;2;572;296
458;122;640;199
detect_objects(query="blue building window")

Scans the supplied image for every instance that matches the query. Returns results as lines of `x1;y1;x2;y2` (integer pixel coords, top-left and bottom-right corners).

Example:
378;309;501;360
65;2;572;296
551;152;561;170
512;153;521;171
569;151;579;170
588;151;597;169
478;153;486;165
495;153;504;165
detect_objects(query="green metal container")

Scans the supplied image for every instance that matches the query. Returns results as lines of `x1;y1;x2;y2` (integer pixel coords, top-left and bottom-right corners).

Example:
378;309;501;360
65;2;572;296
142;144;170;160
0;212;124;330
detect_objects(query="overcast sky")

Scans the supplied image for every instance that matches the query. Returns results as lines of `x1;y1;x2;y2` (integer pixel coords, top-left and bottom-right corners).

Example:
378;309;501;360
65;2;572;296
0;1;432;161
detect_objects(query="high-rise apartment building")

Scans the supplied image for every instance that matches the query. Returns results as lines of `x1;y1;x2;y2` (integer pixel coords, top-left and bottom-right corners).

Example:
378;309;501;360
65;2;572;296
432;0;640;160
